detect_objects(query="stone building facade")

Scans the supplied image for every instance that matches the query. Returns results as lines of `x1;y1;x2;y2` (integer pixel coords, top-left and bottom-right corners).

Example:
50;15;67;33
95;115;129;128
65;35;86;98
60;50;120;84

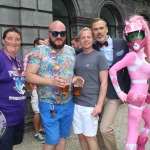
0;0;150;131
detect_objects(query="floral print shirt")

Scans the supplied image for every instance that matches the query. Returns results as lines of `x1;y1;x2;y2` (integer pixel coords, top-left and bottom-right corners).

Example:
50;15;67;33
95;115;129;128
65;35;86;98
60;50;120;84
28;44;76;104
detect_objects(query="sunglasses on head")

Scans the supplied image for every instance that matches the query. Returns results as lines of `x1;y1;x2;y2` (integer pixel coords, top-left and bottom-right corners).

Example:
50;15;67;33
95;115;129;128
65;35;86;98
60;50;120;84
49;31;67;38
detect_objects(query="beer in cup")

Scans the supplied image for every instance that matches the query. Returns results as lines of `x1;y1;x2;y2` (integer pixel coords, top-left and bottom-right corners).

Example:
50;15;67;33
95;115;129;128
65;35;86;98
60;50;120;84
61;84;69;95
61;76;70;95
73;81;82;96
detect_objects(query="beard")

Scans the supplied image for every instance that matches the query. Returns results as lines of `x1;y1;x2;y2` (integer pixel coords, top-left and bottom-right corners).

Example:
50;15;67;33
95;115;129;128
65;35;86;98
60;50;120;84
96;34;107;43
49;38;66;49
97;37;105;43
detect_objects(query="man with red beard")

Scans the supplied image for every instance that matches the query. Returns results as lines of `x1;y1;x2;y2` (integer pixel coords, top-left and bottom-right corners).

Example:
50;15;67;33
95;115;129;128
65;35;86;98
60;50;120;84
25;20;83;150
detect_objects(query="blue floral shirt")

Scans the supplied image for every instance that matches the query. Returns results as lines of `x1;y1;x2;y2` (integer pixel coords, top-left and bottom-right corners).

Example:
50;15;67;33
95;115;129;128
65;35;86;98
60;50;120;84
28;44;76;104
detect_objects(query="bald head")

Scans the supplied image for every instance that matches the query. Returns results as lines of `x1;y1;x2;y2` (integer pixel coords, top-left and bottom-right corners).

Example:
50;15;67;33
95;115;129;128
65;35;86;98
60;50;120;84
49;20;66;31
48;20;67;49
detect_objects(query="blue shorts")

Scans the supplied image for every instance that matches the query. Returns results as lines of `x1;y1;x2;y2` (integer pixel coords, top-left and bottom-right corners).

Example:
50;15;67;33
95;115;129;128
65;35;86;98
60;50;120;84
39;100;74;145
0;120;24;150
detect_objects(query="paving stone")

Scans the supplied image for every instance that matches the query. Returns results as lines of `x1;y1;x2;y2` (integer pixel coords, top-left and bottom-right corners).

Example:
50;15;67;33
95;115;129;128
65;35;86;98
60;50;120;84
14;104;150;150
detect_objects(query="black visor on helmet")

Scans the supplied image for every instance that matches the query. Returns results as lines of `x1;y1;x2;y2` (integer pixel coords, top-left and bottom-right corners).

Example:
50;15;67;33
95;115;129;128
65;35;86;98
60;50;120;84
125;30;145;42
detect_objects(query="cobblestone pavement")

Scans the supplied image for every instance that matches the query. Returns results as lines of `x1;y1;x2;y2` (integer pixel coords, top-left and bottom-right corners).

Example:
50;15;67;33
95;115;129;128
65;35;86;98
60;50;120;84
14;104;150;150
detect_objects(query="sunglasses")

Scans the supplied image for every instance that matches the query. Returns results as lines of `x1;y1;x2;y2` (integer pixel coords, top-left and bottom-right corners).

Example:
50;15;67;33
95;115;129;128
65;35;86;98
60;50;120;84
49;31;67;38
16;59;22;75
9;58;22;76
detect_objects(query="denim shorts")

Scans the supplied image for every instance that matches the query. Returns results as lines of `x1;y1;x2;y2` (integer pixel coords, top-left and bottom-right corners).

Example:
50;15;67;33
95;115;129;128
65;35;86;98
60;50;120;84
39;99;74;145
0;120;24;150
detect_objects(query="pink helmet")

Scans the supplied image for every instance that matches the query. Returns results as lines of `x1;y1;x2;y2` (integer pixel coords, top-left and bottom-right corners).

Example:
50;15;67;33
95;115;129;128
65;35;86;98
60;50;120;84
123;16;147;52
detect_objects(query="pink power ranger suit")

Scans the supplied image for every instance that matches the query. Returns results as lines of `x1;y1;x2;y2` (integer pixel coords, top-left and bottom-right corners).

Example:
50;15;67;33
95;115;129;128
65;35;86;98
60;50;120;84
109;15;150;150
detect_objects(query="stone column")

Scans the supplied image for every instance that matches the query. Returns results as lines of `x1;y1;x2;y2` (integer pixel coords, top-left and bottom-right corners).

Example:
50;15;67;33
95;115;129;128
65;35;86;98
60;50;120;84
116;25;125;38
70;16;93;36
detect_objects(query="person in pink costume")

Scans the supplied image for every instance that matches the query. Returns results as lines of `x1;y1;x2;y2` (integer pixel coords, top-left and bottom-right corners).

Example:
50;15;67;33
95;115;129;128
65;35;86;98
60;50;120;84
109;15;150;150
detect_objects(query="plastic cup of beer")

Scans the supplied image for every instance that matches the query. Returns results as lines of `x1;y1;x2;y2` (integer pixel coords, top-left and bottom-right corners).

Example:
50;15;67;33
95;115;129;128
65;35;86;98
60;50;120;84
73;81;82;96
61;76;70;95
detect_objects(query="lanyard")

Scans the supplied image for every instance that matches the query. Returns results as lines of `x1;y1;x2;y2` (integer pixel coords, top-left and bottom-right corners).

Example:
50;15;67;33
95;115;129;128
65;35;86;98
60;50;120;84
2;49;23;78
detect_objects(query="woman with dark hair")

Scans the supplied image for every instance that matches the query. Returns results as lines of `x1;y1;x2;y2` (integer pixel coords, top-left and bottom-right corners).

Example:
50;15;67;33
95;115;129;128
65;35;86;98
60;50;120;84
0;27;26;150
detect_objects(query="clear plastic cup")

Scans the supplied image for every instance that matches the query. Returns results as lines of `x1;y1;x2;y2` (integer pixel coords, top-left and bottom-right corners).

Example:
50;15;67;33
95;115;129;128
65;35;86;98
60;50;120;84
73;80;82;96
92;116;99;125
61;76;70;95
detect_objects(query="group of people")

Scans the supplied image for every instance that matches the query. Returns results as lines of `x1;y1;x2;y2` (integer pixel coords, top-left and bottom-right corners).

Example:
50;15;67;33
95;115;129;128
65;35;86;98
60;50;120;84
0;14;150;150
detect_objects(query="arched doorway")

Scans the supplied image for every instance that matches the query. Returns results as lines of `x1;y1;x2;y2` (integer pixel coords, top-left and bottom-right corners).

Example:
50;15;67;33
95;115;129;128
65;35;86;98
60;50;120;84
100;6;116;37
135;0;150;27
99;1;124;38
137;11;150;28
52;0;71;44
